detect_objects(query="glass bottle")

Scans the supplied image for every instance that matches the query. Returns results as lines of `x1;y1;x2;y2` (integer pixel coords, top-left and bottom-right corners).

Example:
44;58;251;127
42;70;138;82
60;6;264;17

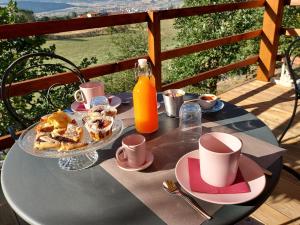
133;59;158;133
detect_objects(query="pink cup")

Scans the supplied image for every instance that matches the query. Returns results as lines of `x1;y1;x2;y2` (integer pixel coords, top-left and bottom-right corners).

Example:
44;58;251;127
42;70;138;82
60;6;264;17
199;132;242;187
74;81;105;109
116;134;146;168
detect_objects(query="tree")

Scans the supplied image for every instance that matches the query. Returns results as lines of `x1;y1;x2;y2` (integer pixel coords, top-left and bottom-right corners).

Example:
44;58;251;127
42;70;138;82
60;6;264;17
168;0;300;94
280;6;300;52
168;0;264;94
0;0;97;136
103;24;147;93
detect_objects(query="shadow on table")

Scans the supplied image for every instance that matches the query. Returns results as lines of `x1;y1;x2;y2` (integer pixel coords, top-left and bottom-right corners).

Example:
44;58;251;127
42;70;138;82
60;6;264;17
92;98;268;173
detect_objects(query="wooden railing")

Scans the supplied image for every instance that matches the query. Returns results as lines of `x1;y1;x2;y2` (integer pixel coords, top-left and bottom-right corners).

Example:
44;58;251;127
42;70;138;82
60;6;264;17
0;0;299;149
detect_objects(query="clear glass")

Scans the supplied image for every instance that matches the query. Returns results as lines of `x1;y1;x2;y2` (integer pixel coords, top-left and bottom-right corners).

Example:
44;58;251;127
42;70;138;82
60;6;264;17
90;96;109;108
179;102;202;133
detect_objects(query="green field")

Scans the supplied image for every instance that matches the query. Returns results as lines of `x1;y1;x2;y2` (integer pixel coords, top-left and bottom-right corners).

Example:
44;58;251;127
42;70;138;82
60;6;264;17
44;19;177;66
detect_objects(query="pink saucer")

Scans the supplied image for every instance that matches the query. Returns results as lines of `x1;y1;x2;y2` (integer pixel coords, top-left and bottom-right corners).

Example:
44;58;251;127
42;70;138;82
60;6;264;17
71;95;122;112
175;150;266;204
115;148;154;172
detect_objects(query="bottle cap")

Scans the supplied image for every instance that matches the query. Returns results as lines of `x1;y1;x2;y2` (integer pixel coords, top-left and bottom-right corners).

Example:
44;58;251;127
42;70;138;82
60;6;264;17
138;58;148;68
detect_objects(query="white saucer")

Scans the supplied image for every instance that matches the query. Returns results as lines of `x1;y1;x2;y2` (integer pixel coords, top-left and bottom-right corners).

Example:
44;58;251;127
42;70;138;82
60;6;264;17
202;100;224;113
115;148;154;172
107;95;122;108
175;150;266;205
71;95;122;112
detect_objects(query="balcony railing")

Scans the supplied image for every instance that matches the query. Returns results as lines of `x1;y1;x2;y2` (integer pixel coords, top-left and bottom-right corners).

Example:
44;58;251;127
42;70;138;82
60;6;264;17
0;0;299;149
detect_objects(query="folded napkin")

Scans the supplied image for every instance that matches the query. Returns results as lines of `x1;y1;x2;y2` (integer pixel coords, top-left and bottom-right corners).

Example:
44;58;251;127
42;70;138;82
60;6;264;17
76;103;86;111
188;157;250;194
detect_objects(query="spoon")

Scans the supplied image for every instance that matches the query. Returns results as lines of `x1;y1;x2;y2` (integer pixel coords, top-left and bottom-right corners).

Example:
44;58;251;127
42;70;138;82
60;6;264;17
162;180;212;220
121;97;132;105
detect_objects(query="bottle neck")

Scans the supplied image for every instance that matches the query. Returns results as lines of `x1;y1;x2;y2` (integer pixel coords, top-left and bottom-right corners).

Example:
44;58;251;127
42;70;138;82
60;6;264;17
137;63;151;77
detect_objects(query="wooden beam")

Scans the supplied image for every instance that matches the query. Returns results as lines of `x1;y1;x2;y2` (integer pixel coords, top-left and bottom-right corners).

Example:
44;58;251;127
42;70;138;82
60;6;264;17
256;0;285;81
282;28;300;37
148;11;162;91
0;131;22;151
162;55;258;90
0;55;148;99
161;30;262;60
0;12;148;40
285;0;300;6
159;0;265;20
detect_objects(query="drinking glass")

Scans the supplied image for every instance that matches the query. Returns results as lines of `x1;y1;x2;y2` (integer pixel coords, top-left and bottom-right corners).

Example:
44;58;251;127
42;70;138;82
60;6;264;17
90;96;109;108
179;102;202;133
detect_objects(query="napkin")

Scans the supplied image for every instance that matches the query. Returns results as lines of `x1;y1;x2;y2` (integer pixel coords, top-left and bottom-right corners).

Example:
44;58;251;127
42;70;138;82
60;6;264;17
188;157;250;194
76;103;86;111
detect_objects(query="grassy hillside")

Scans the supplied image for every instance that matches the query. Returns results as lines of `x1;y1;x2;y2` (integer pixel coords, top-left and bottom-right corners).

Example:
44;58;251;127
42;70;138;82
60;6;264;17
44;19;177;66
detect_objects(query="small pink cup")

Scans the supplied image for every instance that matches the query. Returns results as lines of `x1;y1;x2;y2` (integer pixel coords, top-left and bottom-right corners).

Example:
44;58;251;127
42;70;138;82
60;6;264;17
74;81;105;109
199;132;242;187
116;134;146;168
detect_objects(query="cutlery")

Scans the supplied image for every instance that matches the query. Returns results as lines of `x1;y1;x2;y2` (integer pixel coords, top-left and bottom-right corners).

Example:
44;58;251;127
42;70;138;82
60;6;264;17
261;167;272;176
163;180;212;220
183;98;199;103
121;97;132;105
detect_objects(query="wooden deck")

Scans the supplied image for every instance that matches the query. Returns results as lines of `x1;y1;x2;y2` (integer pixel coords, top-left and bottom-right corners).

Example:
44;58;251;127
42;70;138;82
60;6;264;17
1;80;299;225
219;80;300;225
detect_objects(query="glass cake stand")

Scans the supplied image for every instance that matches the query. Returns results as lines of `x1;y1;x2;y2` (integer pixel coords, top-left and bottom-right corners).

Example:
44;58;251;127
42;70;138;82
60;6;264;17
18;118;123;171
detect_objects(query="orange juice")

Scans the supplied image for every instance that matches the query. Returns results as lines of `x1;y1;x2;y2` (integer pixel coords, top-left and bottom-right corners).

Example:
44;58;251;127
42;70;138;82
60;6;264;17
133;59;158;133
149;74;156;88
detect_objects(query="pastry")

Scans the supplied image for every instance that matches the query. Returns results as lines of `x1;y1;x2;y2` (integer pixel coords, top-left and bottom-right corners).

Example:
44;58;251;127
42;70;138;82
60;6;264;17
88;105;117;118
84;114;114;141
34;110;87;151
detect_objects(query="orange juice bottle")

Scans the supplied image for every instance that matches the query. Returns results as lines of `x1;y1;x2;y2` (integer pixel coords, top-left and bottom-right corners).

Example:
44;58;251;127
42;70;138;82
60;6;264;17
149;74;156;88
133;59;158;133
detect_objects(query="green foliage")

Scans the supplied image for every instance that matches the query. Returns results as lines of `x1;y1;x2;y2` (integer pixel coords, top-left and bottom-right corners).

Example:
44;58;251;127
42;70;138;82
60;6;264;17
0;1;97;136
279;6;300;53
103;24;148;93
0;1;55;135
169;0;300;94
168;0;263;94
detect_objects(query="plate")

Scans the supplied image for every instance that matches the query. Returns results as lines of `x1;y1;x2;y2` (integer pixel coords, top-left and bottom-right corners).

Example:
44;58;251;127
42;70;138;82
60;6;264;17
115;148;154;172
71;95;122;112
201;100;224;113
175;150;266;204
17;115;124;159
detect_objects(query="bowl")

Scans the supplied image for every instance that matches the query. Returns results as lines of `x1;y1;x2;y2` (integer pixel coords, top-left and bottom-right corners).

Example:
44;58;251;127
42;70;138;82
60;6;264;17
198;94;218;109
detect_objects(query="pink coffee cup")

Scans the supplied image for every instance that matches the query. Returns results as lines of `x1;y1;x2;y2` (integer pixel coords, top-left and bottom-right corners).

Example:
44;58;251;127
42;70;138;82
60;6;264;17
199;132;242;187
116;134;146;168
74;81;105;109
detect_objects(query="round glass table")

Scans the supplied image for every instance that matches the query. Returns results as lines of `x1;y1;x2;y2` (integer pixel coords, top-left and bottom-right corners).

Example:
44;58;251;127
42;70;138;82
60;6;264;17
1;94;282;225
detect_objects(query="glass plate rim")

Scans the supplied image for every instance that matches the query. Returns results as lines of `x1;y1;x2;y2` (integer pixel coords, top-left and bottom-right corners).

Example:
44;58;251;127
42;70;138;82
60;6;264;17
17;117;124;158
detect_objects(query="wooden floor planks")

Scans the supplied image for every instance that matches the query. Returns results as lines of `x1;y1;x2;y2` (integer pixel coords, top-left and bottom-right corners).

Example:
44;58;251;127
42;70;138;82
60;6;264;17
220;80;300;225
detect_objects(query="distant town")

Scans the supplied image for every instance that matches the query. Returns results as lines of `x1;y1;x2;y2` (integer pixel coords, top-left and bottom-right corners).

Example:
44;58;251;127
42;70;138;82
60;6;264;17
0;0;183;18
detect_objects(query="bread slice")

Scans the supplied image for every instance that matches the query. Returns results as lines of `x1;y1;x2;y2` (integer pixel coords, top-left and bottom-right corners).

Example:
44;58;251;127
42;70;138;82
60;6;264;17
34;135;61;150
59;142;87;151
36;122;54;133
34;111;87;151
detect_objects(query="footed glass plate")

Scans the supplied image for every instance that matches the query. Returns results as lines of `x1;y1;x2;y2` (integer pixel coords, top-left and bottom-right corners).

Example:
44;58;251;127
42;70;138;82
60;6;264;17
18;116;123;171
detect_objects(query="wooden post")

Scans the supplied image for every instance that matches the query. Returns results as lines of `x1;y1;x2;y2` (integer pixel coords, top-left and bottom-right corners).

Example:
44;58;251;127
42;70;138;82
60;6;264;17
256;0;284;81
147;11;162;91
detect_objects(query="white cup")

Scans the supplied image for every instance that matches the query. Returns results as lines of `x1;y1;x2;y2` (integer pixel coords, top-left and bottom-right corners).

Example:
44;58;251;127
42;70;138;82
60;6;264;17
74;81;104;109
